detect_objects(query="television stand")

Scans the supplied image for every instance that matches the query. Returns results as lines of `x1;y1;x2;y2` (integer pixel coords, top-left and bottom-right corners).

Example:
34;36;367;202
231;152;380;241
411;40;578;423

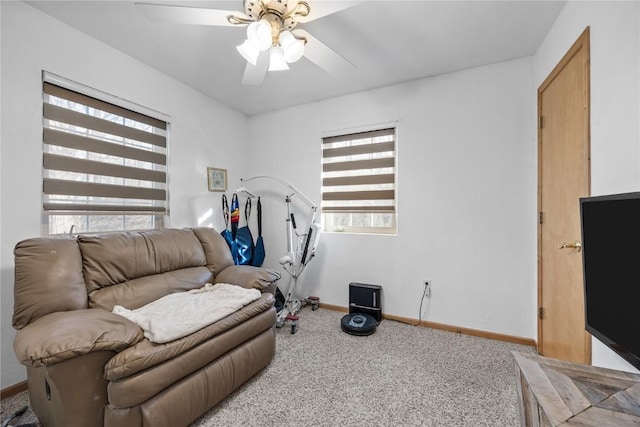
512;351;640;426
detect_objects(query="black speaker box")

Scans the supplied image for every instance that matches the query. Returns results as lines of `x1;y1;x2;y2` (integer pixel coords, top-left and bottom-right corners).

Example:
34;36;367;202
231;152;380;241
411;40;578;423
349;282;382;322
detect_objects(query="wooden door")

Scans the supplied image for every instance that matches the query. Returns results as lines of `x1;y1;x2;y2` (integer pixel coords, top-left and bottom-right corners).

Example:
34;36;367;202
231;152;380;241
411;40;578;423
538;28;591;364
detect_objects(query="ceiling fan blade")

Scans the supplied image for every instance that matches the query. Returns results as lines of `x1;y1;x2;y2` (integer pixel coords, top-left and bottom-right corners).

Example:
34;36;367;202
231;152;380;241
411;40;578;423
294;1;364;24
295;29;355;77
242;52;270;85
135;3;248;27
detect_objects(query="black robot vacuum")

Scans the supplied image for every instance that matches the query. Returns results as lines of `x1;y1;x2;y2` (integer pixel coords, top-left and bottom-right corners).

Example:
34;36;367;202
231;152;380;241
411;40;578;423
341;313;377;336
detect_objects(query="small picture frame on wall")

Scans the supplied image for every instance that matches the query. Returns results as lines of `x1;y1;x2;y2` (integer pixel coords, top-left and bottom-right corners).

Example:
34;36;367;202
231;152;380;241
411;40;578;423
207;167;227;192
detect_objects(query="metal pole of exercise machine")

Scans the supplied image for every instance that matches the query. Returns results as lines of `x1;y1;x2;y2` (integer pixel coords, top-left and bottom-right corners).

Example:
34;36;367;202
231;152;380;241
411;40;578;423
285;194;296;268
239;175;320;333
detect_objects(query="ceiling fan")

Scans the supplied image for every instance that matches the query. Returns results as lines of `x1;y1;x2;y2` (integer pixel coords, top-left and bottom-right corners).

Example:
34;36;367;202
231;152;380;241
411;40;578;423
135;0;361;85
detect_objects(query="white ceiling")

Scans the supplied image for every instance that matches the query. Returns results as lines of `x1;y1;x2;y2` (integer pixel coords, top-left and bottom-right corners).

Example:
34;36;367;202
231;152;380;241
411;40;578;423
26;0;566;116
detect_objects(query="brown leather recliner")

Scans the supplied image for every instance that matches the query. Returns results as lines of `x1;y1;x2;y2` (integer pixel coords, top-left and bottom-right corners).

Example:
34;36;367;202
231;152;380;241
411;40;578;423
12;227;280;427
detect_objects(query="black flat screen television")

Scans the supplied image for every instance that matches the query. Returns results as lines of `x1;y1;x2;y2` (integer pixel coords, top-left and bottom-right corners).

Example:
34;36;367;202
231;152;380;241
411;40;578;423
580;191;640;369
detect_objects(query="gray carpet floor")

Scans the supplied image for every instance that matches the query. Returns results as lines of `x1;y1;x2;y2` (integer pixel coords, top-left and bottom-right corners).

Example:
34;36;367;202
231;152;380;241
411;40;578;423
1;308;534;426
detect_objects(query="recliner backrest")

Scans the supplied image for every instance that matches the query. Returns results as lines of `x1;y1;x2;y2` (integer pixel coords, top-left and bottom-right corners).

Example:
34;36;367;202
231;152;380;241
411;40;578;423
13;227;236;327
79;228;207;293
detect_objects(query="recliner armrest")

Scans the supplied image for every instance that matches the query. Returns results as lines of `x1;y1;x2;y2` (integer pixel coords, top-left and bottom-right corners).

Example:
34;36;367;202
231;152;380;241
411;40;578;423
14;309;144;367
214;265;280;293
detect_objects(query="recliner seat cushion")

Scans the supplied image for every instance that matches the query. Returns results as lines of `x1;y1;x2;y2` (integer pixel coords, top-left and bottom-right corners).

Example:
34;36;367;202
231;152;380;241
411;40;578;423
107;307;276;408
104;293;275;380
104;328;276;427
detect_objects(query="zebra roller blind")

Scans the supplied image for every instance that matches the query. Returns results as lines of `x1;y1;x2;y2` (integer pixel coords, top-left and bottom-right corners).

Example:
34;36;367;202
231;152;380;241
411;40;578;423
43;79;168;234
321;127;396;234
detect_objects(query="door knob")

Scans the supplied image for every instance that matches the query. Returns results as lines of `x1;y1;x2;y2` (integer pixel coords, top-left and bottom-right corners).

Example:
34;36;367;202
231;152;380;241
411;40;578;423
558;241;582;252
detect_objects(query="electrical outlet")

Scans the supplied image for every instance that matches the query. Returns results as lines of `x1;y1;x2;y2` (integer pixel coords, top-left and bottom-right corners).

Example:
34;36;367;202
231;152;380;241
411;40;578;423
423;280;431;297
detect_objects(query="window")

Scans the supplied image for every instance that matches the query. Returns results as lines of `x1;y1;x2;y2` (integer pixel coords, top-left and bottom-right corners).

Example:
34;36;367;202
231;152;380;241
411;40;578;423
42;74;169;235
321;126;396;234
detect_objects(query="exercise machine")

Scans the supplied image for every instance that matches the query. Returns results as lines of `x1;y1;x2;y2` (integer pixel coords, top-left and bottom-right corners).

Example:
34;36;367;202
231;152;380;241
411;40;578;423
238;176;321;334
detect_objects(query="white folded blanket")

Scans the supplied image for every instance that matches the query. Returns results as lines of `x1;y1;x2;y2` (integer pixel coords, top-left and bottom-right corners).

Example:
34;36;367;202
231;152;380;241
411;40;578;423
112;283;261;343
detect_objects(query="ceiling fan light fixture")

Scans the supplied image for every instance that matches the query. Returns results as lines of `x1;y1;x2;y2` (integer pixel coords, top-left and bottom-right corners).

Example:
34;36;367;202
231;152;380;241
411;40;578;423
236;39;260;65
268;45;290;71
279;30;305;63
247;19;272;51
